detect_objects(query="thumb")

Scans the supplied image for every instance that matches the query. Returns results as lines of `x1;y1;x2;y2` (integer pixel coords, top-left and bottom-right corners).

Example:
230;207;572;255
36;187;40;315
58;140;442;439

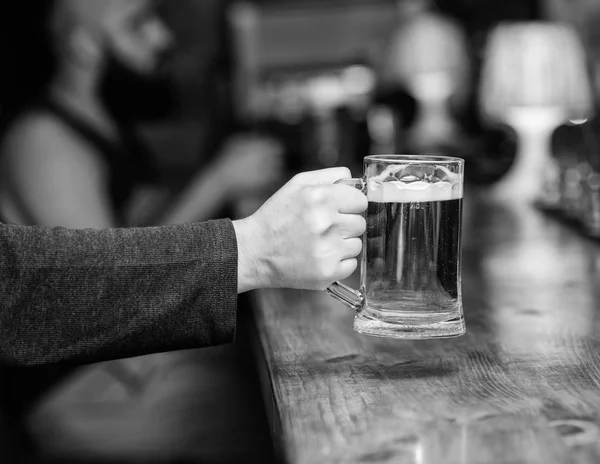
293;167;353;185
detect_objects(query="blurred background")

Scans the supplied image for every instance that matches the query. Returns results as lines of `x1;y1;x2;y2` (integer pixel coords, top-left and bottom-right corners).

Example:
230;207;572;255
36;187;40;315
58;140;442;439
2;0;600;463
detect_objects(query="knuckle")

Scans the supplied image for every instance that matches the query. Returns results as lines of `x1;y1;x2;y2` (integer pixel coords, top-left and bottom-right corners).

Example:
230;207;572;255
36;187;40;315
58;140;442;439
332;260;356;284
312;242;330;263
304;186;328;205
306;210;332;235
321;261;338;282
313;253;337;281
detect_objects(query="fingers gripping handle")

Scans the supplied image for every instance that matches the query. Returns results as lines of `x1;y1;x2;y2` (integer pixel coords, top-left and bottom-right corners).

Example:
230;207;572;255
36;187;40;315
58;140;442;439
326;177;367;311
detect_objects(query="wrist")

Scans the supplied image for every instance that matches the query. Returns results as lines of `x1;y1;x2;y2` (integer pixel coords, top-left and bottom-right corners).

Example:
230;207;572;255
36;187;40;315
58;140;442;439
233;217;270;293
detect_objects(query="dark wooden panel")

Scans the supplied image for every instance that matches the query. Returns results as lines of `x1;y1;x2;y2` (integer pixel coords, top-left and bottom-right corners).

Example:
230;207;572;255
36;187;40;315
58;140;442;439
251;191;600;463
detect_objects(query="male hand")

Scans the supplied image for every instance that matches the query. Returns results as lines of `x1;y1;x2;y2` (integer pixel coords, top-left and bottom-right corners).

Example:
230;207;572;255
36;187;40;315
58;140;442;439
234;167;368;293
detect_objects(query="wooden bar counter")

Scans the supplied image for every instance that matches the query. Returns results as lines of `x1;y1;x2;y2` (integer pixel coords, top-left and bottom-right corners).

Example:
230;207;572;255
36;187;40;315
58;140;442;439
247;194;600;464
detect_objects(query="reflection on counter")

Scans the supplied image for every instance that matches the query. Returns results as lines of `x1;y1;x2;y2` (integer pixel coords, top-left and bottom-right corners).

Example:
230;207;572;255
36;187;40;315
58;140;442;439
463;196;598;360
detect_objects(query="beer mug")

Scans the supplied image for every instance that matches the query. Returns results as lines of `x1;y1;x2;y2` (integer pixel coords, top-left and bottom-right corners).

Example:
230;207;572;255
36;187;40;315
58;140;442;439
327;155;466;339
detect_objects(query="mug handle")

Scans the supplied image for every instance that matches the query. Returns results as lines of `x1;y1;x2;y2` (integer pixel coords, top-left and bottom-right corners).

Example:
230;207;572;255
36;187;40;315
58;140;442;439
326;177;367;311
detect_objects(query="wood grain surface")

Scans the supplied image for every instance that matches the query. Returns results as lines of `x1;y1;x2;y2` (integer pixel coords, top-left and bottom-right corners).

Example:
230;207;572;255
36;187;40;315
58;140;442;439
250;192;600;464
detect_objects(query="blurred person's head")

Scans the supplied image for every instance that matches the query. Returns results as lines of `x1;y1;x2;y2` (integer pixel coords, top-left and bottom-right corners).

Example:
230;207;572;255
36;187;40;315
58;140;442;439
55;0;176;121
3;0;177;124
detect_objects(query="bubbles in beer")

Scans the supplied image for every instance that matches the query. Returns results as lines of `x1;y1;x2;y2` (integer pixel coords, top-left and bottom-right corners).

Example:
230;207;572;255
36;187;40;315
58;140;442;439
364;178;462;320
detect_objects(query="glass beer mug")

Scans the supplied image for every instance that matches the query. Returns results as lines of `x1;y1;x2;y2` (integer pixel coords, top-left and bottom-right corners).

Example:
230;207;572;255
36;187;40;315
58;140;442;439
327;155;466;339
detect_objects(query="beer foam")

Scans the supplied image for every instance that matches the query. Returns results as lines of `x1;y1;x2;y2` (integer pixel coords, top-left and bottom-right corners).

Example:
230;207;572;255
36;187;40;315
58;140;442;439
371;164;462;185
368;181;463;203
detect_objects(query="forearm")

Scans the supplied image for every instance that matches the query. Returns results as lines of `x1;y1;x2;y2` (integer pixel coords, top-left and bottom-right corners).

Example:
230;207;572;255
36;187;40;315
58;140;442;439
0;220;238;367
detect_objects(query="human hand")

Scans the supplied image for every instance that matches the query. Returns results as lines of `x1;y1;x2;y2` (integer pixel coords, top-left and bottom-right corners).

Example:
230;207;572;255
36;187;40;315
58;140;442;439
214;133;285;199
234;167;368;293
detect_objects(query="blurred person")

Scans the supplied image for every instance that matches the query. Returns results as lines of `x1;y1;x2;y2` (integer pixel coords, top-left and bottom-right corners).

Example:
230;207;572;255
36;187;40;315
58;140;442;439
0;0;284;461
0;0;282;228
0;167;368;462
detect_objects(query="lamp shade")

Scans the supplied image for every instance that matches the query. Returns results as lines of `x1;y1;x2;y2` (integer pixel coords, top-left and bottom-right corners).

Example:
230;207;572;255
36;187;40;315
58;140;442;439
480;22;593;124
377;11;471;152
382;11;470;96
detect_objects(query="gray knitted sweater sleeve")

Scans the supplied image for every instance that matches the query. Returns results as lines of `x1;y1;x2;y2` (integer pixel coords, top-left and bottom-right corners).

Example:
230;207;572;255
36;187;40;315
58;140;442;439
0;219;238;367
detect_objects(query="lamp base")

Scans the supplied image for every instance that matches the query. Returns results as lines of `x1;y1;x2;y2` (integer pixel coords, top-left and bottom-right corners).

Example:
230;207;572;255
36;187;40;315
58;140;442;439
406;72;461;152
488;107;565;205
